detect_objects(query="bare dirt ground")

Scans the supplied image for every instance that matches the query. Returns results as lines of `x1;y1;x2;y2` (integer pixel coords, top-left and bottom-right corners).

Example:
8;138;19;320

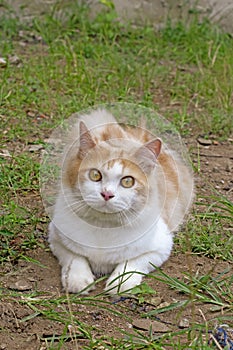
0;138;232;349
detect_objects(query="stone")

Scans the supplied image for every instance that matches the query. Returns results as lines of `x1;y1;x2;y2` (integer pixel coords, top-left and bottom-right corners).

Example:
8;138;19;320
9;279;33;291
9;55;21;65
0;57;7;67
179;318;190;329
132;318;170;333
0;149;11;158
27;144;44;152
197;137;212;146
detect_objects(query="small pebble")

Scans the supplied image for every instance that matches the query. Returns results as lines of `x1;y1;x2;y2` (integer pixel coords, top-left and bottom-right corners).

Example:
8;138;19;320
9;279;32;291
0;57;7;67
179;318;190;328
147;296;162;307
9;55;21;65
197;137;212;146
0;149;11;158
27;144;44;152
132;318;170;333
44;138;61;146
226;162;233;172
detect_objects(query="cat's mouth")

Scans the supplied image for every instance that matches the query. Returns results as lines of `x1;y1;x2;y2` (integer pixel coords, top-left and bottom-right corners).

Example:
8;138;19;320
90;200;128;214
67;193;140;227
76;192;131;214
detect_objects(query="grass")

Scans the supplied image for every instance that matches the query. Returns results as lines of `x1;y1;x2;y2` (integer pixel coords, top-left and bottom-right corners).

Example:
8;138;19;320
176;194;233;261
0;1;232;349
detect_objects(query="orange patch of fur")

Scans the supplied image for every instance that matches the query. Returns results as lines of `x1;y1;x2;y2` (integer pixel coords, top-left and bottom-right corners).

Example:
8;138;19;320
122;124;153;143
99;124;125;142
157;152;193;230
157;153;179;193
63;156;82;188
120;158;147;187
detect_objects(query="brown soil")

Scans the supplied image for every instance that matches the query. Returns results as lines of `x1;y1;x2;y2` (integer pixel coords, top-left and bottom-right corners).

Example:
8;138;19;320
0;138;232;349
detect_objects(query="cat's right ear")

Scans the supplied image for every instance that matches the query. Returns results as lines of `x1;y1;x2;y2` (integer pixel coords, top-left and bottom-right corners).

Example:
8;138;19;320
135;138;162;173
78;121;96;159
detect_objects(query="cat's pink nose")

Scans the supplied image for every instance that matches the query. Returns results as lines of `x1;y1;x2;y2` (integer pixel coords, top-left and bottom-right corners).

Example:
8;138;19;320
101;191;115;201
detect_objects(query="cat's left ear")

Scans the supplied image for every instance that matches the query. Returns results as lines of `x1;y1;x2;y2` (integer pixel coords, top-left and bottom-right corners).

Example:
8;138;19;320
78;121;96;159
135;138;162;172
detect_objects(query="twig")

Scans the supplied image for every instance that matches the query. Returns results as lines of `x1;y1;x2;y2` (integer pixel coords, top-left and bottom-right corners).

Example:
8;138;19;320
209;334;224;350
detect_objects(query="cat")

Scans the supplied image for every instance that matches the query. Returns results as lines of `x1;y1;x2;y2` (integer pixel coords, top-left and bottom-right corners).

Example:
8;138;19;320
48;109;194;294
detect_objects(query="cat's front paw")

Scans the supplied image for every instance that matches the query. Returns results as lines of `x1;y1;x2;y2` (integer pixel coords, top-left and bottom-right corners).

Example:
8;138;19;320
105;269;143;295
61;264;95;294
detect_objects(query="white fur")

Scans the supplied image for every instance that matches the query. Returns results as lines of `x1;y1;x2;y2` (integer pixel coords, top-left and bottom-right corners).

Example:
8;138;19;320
49;171;173;294
48;110;193;294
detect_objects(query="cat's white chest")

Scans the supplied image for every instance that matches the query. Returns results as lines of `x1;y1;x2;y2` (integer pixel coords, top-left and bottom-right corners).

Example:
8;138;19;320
51;199;173;275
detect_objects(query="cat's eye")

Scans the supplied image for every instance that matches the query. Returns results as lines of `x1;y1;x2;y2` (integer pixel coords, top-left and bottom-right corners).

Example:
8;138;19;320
120;176;135;188
89;169;102;182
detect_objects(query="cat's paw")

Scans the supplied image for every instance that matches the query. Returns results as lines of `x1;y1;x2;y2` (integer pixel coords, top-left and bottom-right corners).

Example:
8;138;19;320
105;269;143;295
61;265;95;294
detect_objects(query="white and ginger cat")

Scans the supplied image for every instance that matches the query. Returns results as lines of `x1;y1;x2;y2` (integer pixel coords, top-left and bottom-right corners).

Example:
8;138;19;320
49;109;194;294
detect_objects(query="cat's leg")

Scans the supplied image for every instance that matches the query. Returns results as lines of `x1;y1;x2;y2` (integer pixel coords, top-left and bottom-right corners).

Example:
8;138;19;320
105;250;171;294
49;223;95;294
61;255;95;294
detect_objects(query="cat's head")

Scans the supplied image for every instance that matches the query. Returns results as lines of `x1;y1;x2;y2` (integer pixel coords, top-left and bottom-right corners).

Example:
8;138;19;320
64;121;161;225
